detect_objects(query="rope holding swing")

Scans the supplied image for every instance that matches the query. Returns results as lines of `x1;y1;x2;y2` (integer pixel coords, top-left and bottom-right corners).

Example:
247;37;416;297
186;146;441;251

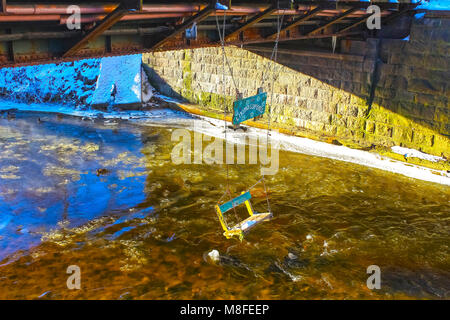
215;8;241;223
214;1;284;241
261;7;286;216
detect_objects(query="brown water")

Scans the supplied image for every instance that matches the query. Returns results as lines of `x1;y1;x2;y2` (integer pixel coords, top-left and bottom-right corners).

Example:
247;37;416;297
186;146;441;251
0;110;449;299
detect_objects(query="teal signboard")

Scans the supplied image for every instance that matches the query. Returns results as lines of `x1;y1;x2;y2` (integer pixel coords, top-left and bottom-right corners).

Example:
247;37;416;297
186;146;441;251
232;92;267;125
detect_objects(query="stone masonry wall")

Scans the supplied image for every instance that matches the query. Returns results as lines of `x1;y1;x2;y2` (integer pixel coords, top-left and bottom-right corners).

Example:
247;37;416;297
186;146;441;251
143;15;449;158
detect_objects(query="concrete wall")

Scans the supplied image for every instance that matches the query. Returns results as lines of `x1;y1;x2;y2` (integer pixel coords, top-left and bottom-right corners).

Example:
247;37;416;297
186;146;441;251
143;15;449;159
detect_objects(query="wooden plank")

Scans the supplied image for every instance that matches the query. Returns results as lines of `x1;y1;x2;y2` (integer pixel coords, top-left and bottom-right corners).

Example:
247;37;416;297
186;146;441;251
266;6;323;39
63;5;128;57
225;6;277;41
234;212;272;232
150;4;215;49
304;8;358;36
219;191;252;213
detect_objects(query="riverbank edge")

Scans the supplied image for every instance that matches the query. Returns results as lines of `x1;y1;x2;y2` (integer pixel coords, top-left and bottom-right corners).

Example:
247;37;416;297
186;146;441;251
160;97;450;176
1;99;448;186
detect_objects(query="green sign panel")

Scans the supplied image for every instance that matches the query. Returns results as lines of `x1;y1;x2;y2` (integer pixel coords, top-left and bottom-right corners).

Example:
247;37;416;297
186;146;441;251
232;92;267;125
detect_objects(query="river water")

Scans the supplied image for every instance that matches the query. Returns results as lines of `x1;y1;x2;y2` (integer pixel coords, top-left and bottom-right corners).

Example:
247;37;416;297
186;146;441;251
0;109;448;299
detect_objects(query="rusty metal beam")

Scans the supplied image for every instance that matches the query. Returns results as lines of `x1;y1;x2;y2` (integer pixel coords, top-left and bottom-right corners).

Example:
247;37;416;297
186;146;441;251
0;30;368;68
225;5;277;41
149;2;215;50
0;20;359;43
266;6;323;39
338;13;371;34
0;1;420;67
63;5;126;57
305;7;359;36
3;2;419;15
63;1;142;58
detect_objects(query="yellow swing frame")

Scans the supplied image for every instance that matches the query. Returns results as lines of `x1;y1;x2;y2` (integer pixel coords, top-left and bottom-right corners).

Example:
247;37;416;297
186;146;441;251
215;191;272;241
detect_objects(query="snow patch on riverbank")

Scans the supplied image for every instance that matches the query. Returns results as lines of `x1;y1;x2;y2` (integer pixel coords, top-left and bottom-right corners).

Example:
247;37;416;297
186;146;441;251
0;99;192;122
391;146;445;162
0;54;145;108
0;58;100;106
92;55;142;107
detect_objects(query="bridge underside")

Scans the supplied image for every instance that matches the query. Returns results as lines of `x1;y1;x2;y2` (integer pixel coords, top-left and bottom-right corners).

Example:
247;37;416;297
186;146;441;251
0;0;419;67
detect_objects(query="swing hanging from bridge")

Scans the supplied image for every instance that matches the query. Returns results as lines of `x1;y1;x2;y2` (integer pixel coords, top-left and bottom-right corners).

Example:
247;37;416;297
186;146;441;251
213;1;285;240
215;189;273;241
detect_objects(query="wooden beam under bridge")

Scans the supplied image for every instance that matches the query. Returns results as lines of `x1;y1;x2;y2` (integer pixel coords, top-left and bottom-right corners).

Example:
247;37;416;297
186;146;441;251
305;7;359;36
224;5;277;41
149;1;216;50
224;0;295;41
63;0;143;58
265;6;323;40
338;13;372;34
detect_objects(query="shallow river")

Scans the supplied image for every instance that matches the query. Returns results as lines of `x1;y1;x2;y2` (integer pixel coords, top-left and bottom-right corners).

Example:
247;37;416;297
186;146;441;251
0;109;449;299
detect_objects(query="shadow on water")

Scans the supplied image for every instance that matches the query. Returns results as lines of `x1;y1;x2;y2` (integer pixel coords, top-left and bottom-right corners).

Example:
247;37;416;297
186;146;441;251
0;110;448;299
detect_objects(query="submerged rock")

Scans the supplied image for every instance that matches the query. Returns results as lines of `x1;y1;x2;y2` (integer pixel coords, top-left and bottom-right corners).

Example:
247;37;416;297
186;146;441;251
283;250;310;269
284;257;310;269
96;168;110;176
142;134;160;145
207;249;220;263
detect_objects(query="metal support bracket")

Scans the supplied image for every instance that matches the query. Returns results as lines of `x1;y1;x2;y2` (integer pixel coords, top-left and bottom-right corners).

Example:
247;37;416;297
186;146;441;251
63;1;142;57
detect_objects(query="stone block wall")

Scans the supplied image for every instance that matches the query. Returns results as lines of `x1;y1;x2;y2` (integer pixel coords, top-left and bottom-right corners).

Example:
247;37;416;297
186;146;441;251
372;16;449;155
143;15;449;158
